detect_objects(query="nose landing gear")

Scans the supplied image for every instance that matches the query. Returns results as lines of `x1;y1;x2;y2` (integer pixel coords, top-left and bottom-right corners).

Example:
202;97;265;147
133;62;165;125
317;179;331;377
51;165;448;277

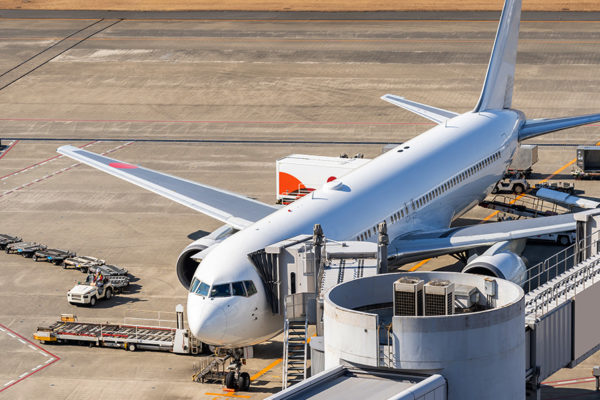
224;349;251;391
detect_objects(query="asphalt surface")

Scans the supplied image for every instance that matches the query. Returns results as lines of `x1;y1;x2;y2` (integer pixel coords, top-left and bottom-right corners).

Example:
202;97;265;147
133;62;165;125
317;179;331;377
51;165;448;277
0;10;600;400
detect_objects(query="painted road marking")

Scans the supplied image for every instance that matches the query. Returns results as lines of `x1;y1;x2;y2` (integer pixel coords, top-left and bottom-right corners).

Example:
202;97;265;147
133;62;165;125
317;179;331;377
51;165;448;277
6;332;15;338
0;141;133;200
542;376;595;387
0;323;60;393
251;359;283;382
18;339;25;344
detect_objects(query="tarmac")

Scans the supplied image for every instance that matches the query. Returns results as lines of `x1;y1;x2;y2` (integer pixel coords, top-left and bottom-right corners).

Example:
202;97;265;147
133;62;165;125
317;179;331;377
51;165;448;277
0;10;600;400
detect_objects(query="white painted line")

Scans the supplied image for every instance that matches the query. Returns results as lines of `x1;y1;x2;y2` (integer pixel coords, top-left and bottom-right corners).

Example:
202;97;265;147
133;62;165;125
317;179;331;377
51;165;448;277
3;380;15;387
28;345;36;351
40;351;49;357
18;339;25;344
44;358;53;364
32;365;43;371
0;327;5;332
18;373;28;379
6;332;15;338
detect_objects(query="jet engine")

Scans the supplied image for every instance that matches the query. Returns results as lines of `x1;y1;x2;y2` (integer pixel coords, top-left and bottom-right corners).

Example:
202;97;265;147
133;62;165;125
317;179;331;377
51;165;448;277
176;225;237;289
461;240;527;286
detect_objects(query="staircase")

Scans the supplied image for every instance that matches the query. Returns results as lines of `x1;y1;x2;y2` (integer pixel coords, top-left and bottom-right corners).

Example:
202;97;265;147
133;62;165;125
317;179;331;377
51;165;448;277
282;318;308;389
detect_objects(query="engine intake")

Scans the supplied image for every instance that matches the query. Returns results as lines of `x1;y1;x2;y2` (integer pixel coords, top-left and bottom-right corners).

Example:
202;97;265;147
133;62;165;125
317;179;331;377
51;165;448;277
462;240;527;286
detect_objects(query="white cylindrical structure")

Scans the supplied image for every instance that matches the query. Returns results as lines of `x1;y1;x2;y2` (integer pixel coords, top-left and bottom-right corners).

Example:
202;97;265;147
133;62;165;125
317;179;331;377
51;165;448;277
324;272;525;400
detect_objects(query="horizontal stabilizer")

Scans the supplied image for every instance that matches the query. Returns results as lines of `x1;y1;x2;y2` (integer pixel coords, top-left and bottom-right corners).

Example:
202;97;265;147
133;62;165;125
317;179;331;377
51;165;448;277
381;94;458;124
519;113;600;141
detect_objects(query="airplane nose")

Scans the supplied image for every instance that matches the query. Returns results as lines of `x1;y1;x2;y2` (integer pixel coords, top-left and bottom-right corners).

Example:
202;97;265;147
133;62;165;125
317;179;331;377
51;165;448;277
187;293;228;345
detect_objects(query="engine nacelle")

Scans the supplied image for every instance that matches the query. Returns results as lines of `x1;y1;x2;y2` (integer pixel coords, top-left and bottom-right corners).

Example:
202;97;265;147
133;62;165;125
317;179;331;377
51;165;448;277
176;225;237;289
461;240;527;286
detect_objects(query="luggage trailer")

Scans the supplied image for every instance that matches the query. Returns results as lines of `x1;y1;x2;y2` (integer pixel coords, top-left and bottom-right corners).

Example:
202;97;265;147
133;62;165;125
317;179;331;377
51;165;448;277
34;305;202;355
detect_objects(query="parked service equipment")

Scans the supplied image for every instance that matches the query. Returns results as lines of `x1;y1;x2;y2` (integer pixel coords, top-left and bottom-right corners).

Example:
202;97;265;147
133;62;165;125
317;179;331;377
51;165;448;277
63;255;105;272
533;181;575;194
0;234;21;250
6;242;46;257
34;305;202;355
33;248;75;265
276;154;370;204
492;173;530;194
88;263;128;276
507;144;538;177
67;274;129;306
573;146;600;179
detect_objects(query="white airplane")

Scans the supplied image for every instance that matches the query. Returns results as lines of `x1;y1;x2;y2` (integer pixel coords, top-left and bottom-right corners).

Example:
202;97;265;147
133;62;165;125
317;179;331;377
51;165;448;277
59;0;600;389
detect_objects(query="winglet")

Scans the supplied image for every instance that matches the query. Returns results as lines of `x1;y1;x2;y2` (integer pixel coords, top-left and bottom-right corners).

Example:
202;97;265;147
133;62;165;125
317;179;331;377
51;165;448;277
474;0;522;112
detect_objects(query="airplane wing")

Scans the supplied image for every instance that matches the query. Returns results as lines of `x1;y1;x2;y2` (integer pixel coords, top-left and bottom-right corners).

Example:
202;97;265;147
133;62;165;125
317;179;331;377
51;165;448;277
388;212;582;264
381;94;458;124
57;145;277;230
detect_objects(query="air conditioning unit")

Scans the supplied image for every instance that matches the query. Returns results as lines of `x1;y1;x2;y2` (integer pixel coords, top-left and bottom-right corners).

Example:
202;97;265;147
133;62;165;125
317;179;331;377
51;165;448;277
393;277;424;316
424;279;454;316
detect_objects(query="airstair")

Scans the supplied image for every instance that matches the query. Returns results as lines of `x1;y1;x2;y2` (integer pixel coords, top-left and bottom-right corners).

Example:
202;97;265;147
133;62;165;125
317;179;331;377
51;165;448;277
282;318;308;389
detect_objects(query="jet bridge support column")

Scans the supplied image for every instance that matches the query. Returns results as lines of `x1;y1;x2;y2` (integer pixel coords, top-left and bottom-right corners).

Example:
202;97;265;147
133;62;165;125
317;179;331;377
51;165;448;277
378;221;389;274
313;224;325;336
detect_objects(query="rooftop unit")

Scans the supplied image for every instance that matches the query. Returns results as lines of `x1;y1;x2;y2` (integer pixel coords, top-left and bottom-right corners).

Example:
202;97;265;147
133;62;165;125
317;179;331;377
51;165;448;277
424;279;454;316
393;277;424;316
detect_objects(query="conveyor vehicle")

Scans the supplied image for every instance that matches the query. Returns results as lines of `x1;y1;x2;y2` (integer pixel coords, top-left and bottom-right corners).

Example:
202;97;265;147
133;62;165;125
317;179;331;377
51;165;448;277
6;242;46;257
63;255;105;272
34;308;201;355
33;248;75;265
67;274;129;306
0;234;21;250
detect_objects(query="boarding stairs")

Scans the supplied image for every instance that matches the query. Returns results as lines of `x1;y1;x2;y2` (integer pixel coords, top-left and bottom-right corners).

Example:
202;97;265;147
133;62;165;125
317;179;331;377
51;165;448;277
479;194;566;219
282;318;308;389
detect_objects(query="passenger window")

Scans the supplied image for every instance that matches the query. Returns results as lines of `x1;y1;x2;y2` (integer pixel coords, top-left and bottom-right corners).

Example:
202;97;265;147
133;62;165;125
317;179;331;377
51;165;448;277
210;283;231;297
196;281;210;296
244;280;257;296
232;281;246;296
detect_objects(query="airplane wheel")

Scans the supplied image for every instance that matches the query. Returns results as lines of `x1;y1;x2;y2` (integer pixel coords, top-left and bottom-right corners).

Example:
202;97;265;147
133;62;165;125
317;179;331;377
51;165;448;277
558;235;570;246
225;371;236;389
238;372;250;391
513;184;524;194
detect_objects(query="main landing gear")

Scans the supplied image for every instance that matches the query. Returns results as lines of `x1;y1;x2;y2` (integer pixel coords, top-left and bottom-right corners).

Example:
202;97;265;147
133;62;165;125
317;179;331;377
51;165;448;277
223;348;251;391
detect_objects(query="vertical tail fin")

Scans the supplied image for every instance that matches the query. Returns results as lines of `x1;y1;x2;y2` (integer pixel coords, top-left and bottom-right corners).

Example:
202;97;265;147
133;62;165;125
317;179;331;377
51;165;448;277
474;0;522;112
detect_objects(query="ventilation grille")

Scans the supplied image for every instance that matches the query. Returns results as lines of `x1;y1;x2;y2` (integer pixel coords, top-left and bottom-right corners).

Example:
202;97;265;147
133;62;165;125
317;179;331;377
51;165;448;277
393;278;424;316
424;280;454;316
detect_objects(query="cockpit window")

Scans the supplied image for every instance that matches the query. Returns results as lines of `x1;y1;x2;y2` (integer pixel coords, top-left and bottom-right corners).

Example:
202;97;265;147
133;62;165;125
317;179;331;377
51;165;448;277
190;277;210;296
210;283;231;298
232;281;246;296
244;280;257;297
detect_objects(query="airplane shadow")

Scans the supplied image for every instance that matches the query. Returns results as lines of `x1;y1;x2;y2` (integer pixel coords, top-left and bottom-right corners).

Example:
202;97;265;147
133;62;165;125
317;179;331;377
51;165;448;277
188;230;209;240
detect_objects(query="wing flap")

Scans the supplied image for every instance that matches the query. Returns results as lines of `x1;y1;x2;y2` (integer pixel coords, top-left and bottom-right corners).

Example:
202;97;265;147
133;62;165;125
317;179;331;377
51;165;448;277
57;145;276;229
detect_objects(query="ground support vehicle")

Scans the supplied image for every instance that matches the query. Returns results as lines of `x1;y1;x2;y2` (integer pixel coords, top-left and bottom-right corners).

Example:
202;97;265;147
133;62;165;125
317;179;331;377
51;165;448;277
507;144;538;177
63;255;105;272
492;173;530;194
0;234;21;250
533;181;575;194
6;242;46;257
530;231;576;246
88;263;128;276
573;146;600;179
34;310;201;355
67;275;129;306
33;248;75;265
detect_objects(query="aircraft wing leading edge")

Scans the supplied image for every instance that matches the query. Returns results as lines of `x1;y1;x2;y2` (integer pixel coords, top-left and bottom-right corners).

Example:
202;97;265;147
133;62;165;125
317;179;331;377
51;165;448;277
57;145;277;230
388;212;583;264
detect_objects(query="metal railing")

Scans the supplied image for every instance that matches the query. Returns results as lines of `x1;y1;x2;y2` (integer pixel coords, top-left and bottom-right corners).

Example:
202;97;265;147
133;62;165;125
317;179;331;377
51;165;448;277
524;234;598;293
524;234;600;318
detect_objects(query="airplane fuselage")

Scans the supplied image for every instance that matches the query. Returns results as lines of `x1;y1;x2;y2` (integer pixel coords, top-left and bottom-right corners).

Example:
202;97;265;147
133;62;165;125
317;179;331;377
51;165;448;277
187;109;523;347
